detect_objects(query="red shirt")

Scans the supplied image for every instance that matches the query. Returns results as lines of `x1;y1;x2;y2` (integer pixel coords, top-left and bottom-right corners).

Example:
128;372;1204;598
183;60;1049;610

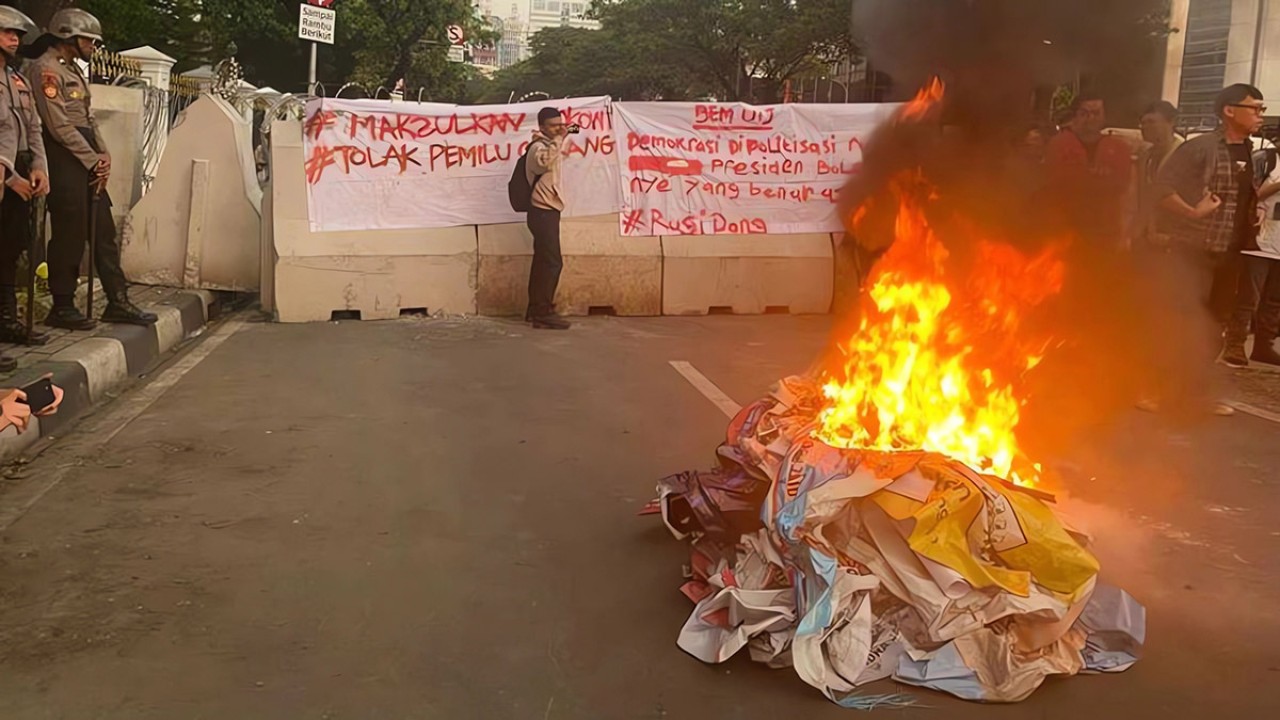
1044;130;1133;243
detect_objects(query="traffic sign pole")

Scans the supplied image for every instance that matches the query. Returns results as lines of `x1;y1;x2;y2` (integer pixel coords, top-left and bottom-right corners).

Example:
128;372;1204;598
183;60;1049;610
299;0;337;94
308;42;317;93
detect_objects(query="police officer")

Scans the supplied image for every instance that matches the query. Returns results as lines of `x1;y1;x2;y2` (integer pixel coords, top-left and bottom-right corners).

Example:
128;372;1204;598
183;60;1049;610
0;8;27;371
26;8;154;329
0;6;50;352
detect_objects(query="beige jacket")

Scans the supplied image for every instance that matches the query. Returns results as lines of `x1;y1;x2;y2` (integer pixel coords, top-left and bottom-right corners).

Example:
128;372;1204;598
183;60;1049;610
0;65;49;174
28;47;105;170
0;100;13;176
524;135;564;211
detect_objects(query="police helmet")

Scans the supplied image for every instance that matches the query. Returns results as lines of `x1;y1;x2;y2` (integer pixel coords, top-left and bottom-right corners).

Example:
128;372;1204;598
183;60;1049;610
0;6;38;39
48;8;103;42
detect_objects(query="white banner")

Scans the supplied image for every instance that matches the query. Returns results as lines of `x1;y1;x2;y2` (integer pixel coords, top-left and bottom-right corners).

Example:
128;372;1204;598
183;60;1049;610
303;96;618;232
613;102;897;236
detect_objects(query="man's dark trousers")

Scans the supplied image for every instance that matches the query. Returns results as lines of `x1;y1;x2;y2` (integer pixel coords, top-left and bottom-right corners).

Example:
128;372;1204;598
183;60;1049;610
526;206;563;318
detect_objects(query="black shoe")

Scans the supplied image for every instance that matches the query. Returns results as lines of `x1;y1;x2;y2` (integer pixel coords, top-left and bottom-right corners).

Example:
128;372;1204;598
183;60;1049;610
101;300;157;326
1221;345;1249;368
0;353;15;373
44;305;97;331
1250;341;1280;366
531;315;571;330
0;315;49;346
0;294;49;345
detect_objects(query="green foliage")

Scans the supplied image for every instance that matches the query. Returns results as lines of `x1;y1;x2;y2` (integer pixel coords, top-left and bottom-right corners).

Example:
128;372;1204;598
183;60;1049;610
488;0;856;103
31;0;489;99
482;25;705;102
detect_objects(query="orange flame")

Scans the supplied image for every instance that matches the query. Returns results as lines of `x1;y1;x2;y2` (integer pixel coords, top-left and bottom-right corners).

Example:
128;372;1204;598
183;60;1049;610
897;76;945;123
816;174;1064;486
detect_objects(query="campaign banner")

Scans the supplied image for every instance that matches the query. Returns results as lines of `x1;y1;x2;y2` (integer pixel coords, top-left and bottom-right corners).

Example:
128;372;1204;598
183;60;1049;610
613;102;897;236
302;96;618;232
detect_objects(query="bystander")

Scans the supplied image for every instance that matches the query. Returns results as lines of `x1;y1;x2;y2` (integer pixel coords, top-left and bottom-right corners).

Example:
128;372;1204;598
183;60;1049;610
1155;85;1266;367
1131;101;1183;248
523;108;572;330
1044;94;1133;247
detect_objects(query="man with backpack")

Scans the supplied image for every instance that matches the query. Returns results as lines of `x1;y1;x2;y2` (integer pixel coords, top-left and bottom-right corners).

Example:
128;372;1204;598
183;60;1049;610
511;107;573;330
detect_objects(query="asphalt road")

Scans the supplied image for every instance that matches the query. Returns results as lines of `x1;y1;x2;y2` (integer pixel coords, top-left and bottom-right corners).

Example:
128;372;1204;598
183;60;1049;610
0;314;1277;718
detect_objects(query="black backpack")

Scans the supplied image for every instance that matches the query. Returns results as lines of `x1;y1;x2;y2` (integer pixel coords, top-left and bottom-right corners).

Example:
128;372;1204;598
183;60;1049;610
508;144;542;212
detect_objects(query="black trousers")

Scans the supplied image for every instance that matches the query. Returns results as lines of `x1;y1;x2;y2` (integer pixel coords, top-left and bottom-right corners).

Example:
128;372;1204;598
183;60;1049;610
1226;254;1280;346
44;131;127;299
0;152;43;291
526;206;563;318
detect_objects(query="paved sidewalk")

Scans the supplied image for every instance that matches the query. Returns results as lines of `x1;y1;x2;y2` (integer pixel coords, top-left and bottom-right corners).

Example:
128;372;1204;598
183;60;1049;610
0;285;216;461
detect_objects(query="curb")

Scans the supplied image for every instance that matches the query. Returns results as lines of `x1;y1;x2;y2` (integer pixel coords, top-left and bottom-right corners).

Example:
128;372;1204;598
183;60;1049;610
0;289;217;462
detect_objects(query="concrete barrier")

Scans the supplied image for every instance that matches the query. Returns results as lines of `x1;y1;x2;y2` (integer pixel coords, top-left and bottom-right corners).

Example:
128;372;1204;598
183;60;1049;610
264;118;840;321
122;96;262;291
660;234;834;315
477;214;661;317
259;179;277;315
90;84;145;226
269;119;477;322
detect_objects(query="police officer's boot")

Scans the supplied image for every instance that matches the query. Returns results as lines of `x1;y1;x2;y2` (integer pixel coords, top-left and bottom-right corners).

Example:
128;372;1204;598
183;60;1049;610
101;293;157;326
44;295;97;331
0;286;49;346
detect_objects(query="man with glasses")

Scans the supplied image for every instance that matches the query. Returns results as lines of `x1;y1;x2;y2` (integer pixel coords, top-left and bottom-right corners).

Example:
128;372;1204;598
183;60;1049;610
24;8;154;330
1155;84;1266;369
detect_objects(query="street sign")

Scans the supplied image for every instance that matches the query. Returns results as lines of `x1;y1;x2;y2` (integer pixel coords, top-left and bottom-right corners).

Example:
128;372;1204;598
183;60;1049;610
447;25;465;45
447;45;465;63
299;4;336;45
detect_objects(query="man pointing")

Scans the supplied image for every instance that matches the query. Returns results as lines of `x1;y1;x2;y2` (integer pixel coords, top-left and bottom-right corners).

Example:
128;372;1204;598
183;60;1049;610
524;107;570;330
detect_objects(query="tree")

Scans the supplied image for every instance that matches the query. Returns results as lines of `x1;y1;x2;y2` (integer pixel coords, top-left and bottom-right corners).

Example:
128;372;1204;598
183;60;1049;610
483;25;707;102
337;0;489;91
6;1;74;28
850;0;1175;121
12;0;491;99
487;0;854;103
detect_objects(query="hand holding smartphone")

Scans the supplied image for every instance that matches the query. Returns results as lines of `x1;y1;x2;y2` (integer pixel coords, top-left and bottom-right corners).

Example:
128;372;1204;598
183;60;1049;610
17;377;56;414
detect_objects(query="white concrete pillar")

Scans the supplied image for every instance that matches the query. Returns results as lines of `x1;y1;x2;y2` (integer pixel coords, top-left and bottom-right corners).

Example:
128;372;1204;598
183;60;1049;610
1225;0;1263;86
119;45;176;92
1257;1;1280;101
1163;0;1192;104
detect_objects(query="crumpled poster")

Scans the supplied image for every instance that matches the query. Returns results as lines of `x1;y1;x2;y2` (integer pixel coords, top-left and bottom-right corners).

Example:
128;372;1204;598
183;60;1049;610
1076;583;1146;672
896;623;1088;702
655;375;1144;707
873;456;1100;602
678;585;796;663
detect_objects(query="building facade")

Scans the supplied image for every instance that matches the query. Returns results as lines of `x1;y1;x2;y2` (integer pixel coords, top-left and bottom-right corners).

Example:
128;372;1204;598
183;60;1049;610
1163;0;1280;128
497;9;528;68
527;0;599;39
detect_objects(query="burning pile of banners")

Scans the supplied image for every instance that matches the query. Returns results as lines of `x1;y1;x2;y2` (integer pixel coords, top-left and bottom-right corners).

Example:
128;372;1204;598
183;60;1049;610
646;81;1145;708
648;377;1144;707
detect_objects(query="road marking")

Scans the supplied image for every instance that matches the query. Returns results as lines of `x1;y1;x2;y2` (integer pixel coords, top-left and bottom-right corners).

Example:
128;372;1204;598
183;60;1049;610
0;316;248;532
669;360;741;418
1225;400;1280;424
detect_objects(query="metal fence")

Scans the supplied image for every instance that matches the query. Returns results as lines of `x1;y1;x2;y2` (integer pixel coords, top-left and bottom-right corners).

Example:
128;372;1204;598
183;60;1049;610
88;48;142;84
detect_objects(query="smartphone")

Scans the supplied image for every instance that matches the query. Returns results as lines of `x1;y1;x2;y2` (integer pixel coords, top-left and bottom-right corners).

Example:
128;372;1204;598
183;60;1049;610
567;124;581;135
18;377;55;413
